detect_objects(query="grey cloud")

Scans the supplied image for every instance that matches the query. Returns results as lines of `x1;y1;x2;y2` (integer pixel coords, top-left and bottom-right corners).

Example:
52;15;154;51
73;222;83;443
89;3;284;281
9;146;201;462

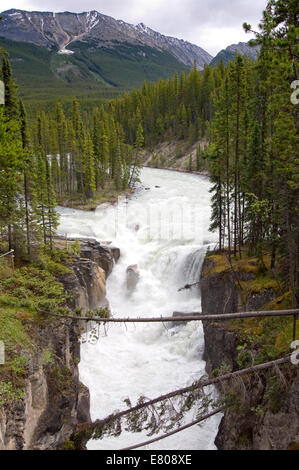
145;0;266;36
144;0;267;53
2;0;140;18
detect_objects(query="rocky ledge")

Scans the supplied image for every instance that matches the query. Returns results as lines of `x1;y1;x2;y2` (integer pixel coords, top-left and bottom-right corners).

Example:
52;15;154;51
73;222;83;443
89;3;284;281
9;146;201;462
59;238;120;312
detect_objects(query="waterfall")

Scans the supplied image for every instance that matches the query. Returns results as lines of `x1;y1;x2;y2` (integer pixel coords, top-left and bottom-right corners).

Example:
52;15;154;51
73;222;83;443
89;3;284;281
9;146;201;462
176;247;207;291
57;167;221;450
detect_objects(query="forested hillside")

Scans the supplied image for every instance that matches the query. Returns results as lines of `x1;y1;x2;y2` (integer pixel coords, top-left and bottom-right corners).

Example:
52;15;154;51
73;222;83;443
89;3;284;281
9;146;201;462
0;7;212;105
0;36;187;103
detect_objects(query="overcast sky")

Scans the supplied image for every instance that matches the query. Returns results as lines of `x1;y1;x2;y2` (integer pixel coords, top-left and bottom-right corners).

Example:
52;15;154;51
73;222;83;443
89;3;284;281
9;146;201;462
0;0;267;55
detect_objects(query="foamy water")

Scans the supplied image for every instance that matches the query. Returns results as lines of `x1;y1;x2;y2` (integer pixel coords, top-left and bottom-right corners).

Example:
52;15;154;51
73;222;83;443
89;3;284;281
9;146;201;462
57;167;221;450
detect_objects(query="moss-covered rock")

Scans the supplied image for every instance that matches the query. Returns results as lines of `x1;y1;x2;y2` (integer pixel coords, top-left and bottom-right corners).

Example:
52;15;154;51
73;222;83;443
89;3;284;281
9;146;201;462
200;249;299;450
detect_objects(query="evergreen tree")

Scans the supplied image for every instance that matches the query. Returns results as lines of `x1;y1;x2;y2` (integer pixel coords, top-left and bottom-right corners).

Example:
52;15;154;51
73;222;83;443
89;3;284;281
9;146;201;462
129;123;144;187
1;57;18;120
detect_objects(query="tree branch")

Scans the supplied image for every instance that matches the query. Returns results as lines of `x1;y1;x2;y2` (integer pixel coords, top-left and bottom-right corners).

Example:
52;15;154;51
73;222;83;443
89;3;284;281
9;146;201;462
119;406;225;450
77;355;291;438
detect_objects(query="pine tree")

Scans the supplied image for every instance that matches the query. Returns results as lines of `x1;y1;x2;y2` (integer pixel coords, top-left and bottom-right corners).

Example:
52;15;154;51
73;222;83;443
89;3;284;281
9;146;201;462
129;123;144;187
99;120;110;186
210;70;232;259
55;102;68;194
229;55;247;256
0;108;22;251
72;99;85;194
196;146;202;171
19;100;32;256
1;57;18;120
83;132;96;199
244;0;299;306
0;57;23;254
114;139;122;190
188;154;193;172
33;115;58;249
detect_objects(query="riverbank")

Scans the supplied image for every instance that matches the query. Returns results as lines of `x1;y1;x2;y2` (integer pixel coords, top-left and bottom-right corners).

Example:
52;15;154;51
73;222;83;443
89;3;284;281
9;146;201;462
57;187;133;212
142;139;210;176
142;164;209;177
56;140;210;213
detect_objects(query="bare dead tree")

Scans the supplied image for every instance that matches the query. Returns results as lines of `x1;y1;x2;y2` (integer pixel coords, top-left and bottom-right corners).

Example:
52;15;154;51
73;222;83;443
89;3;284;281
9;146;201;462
75;355;292;442
119;406;225;450
38;308;299;323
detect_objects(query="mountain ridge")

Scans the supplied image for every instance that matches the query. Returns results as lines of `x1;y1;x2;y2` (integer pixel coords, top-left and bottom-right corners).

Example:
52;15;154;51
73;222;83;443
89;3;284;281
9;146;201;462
210;41;260;66
0;9;213;68
0;9;261;106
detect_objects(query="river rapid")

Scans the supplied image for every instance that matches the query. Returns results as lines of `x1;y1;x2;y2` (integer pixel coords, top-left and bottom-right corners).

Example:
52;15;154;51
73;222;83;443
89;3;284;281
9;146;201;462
57;167;221;450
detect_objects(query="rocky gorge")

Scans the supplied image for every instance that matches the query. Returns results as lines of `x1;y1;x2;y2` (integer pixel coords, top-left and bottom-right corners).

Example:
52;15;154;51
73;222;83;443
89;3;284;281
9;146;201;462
1;165;298;451
0;238;119;450
1;236;298;450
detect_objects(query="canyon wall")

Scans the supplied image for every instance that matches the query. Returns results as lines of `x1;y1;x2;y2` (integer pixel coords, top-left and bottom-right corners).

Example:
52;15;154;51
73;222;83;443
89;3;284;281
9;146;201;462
0;239;119;450
200;255;299;450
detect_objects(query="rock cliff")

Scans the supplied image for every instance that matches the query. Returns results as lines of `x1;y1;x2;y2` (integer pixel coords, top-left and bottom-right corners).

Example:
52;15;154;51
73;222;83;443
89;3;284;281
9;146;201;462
200;254;299;450
0;316;90;450
55;237;120;312
0;239;120;450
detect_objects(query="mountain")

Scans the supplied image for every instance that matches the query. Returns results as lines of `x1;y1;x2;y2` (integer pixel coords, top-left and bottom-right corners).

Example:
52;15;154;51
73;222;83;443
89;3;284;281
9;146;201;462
210;42;260;67
0;9;212;68
0;9;212;103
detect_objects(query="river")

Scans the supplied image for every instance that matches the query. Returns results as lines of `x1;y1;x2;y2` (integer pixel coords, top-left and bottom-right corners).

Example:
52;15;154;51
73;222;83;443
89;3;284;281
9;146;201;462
57;167;221;450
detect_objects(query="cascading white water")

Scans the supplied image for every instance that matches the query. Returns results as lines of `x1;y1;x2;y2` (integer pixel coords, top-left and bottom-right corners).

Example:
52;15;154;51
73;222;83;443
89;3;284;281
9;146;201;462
57;167;222;450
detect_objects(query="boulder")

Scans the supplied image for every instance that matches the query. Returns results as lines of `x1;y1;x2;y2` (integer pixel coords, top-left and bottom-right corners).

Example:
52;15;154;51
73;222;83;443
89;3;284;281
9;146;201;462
79;239;115;277
126;264;139;292
55;237;120;278
110;246;120;263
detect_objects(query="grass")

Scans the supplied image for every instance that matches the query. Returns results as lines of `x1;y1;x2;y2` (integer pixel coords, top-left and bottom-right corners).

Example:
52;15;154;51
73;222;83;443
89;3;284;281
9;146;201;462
239;275;279;295
203;250;265;276
0;308;33;353
0;258;14;280
232;289;297;361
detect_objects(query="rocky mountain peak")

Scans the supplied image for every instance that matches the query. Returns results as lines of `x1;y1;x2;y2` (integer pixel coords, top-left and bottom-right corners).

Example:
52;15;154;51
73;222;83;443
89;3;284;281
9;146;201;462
0;8;213;68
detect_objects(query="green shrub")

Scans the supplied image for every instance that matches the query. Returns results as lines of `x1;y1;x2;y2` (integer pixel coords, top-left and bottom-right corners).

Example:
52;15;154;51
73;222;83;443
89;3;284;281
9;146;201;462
9;355;29;377
39;349;55;368
0;381;24;407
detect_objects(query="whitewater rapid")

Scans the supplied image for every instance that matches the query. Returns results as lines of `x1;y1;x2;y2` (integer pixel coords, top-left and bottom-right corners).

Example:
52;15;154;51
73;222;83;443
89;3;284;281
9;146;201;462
57;167;221;450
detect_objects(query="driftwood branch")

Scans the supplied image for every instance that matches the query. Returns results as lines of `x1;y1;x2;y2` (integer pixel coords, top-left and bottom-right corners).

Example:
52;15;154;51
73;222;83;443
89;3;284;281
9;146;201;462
178;280;200;292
